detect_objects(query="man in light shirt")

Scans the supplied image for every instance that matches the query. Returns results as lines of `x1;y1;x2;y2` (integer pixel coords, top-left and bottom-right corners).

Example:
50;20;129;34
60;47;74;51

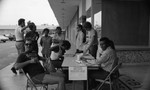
82;37;117;89
11;18;30;74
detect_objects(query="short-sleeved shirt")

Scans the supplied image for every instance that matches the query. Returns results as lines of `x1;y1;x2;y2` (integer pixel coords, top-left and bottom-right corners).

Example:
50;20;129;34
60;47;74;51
16;53;45;78
15;26;24;41
50;45;65;60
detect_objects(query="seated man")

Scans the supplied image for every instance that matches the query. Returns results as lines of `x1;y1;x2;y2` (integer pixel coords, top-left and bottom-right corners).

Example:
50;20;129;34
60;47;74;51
14;39;66;90
50;40;71;69
81;37;118;89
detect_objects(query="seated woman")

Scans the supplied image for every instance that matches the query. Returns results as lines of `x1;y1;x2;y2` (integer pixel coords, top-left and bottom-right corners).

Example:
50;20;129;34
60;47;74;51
81;37;118;89
50;40;71;69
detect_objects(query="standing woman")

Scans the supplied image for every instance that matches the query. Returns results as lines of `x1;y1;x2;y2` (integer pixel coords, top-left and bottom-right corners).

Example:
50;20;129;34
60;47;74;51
76;24;85;53
52;26;65;47
25;22;39;53
83;22;98;59
40;28;52;58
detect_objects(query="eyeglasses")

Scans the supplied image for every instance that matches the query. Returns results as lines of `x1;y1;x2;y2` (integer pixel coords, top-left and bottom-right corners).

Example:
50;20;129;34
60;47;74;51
25;43;32;46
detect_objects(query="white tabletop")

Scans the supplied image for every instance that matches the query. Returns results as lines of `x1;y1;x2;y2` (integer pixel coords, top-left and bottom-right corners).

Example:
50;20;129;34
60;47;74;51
62;55;99;69
62;56;86;67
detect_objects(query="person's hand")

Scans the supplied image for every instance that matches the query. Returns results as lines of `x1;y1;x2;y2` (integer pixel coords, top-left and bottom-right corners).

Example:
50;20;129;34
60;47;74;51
83;50;88;56
30;57;38;63
82;61;91;66
27;21;32;27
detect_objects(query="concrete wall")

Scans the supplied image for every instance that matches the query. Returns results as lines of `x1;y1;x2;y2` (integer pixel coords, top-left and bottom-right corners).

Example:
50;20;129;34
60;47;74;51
102;1;149;46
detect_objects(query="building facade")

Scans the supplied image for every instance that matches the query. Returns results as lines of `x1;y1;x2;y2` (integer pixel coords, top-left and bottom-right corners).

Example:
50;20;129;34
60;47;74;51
49;0;150;63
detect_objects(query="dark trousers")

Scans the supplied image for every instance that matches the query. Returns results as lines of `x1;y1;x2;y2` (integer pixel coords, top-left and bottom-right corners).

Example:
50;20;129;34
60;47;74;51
89;44;98;59
51;58;64;69
88;68;109;89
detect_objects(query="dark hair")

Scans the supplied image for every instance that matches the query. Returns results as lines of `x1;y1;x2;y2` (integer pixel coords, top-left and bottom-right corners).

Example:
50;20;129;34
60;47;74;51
62;40;71;50
83;22;92;29
28;22;36;30
25;38;33;44
42;28;49;34
56;26;62;31
18;18;25;25
77;24;83;29
100;37;115;50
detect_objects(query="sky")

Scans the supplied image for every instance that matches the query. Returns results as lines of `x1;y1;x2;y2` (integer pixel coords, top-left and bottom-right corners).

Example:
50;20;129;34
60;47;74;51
0;0;59;26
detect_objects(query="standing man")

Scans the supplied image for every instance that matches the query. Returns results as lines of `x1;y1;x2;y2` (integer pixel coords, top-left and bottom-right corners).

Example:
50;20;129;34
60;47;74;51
11;18;30;74
83;22;98;59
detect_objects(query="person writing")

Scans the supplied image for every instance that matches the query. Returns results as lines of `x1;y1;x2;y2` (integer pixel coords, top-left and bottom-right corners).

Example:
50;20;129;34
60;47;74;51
82;37;118;89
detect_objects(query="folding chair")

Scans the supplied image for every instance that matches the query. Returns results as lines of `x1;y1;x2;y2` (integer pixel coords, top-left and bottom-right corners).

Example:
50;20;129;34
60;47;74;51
95;58;122;90
21;69;48;90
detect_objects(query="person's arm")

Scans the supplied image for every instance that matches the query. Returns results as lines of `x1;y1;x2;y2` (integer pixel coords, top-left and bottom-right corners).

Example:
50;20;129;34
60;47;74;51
15;60;31;70
40;37;43;46
79;32;84;48
21;21;31;32
21;26;29;32
83;50;109;66
14;54;36;70
50;45;59;52
38;55;46;62
83;30;95;55
36;32;39;40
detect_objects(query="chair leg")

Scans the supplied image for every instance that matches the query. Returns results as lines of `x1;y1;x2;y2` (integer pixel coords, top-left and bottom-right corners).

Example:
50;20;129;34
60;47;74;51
109;77;112;90
43;85;48;90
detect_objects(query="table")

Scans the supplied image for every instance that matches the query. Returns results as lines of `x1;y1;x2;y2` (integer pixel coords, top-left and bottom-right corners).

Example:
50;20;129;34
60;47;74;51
62;55;99;90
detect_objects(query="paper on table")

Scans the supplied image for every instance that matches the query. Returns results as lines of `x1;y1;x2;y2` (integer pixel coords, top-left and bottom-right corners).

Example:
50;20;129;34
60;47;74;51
82;54;95;60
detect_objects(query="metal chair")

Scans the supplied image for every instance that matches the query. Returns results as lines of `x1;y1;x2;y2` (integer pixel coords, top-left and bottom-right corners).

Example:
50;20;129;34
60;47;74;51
95;58;122;90
21;69;48;90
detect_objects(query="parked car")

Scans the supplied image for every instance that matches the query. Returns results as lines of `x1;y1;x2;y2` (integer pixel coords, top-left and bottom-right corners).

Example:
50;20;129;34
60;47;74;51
4;34;15;41
0;35;9;42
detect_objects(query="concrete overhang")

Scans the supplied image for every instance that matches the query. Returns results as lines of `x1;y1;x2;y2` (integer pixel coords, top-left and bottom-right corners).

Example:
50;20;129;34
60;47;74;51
48;0;81;30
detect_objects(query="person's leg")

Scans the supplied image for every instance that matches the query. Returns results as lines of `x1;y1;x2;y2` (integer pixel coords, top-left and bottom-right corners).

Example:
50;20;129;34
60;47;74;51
16;42;25;55
88;69;109;89
11;42;20;74
11;42;25;74
51;60;63;69
42;74;66;90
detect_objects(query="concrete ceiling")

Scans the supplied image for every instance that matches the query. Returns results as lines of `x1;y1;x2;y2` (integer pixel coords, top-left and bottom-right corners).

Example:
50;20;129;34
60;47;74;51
48;0;81;30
